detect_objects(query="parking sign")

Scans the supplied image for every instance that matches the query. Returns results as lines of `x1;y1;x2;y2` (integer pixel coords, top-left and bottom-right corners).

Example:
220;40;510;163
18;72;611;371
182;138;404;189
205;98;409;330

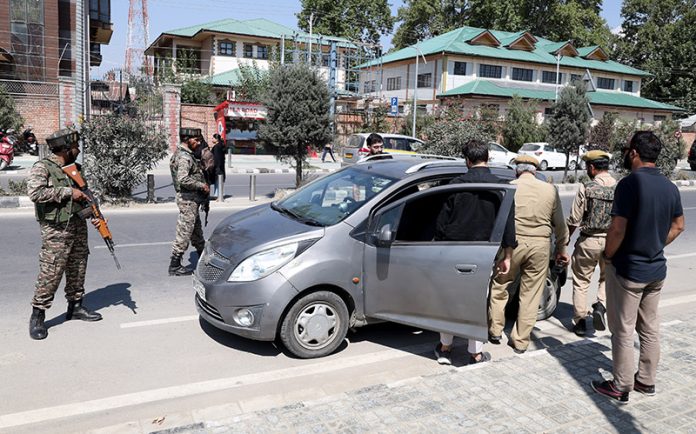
390;97;398;116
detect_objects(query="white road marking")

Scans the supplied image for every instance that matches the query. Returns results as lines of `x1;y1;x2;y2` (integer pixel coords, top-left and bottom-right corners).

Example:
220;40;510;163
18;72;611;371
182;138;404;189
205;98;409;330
0;342;433;429
665;252;696;260
659;294;696;308
682;206;696;210
94;241;171;249
120;315;198;329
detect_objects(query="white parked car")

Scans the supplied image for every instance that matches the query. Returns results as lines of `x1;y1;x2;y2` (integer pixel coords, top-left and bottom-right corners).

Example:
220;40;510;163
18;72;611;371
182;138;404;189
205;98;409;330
487;142;518;166
518;142;581;171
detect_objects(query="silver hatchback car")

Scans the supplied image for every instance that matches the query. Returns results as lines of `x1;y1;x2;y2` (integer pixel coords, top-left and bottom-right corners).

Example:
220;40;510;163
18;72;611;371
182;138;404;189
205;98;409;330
195;156;565;358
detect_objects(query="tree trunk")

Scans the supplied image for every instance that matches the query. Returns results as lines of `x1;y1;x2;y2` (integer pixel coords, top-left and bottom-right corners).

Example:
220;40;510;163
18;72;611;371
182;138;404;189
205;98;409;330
295;146;303;188
563;153;569;182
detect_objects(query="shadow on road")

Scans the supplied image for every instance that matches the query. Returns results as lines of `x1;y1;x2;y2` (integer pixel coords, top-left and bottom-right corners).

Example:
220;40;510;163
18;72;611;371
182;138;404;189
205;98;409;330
198;317;281;357
44;282;136;329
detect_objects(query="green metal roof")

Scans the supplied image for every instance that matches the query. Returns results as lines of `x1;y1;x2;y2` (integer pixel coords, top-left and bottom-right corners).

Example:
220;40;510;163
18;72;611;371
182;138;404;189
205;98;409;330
159;18;355;48
362;26;650;77
207;69;242;87
438;79;684;112
576;46;600;57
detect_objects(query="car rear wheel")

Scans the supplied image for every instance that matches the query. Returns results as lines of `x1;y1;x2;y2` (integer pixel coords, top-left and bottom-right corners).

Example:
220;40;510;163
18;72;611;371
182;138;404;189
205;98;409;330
505;273;560;321
539;160;548;171
279;291;349;359
509;158;516;166
568;160;577;171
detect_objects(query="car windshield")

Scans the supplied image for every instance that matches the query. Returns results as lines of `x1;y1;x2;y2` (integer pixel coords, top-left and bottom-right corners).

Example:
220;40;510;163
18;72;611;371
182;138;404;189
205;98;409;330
274;167;397;226
520;144;541;151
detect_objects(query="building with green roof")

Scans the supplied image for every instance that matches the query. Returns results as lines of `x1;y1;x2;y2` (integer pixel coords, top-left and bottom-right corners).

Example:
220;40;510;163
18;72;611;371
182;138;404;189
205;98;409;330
360;25;682;124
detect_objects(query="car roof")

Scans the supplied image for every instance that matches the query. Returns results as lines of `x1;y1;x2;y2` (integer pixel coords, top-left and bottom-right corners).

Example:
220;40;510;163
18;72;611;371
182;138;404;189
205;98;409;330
348;157;516;181
351;132;423;141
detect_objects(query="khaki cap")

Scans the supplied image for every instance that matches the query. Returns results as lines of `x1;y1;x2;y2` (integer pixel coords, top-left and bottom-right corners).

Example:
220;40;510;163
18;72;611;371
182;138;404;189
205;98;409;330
581;150;612;162
514;155;540;168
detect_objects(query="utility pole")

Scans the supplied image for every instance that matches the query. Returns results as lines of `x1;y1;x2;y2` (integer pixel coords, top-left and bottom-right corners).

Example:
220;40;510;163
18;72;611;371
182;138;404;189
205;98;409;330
280;34;285;65
308;12;314;63
412;43;426;138
555;53;561;101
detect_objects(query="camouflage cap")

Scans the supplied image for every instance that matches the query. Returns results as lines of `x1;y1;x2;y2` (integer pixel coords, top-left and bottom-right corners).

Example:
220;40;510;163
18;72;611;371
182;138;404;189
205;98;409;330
513;154;540;168
581;150;612;162
45;129;80;151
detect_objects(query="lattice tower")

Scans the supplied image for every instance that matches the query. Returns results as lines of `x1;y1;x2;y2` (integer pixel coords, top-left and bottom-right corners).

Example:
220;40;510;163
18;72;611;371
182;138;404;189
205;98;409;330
124;0;151;77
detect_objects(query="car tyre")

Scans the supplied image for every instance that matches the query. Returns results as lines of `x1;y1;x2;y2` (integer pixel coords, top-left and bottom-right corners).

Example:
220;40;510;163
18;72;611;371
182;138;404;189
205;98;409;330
691;163;696;171
279;291;349;359
509;158;516;166
505;273;560;321
539;160;548;171
568;160;577;171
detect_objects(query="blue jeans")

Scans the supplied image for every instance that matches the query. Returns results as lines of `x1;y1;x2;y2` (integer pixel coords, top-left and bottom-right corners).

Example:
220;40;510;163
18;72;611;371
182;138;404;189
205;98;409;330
321;147;335;162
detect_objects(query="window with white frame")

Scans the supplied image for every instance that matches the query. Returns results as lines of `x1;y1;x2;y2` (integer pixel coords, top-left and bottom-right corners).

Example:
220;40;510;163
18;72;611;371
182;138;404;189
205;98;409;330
256;45;268;59
243;43;253;58
479;64;502;79
597;77;615;90
570;73;582;83
542;71;563;84
653;114;667;122
417;73;432;88
453;61;467;75
364;80;376;93
623;80;634;92
218;40;235;56
387;77;401;91
512;67;534;82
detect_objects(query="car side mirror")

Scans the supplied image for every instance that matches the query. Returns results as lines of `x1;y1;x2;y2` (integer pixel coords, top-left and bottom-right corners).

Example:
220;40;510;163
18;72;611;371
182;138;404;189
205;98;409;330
375;223;394;247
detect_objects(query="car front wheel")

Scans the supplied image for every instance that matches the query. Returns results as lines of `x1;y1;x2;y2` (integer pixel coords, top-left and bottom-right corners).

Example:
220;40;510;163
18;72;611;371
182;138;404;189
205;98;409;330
568;160;577;171
279;291;349;359
539;160;548;171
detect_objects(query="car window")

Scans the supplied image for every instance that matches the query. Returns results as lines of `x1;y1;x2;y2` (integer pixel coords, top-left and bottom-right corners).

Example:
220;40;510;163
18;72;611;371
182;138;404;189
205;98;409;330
408;140;421;151
394;138;411;151
490;143;505;152
348;135;364;147
276;167;397;226
544;145;554;152
520;144;540;151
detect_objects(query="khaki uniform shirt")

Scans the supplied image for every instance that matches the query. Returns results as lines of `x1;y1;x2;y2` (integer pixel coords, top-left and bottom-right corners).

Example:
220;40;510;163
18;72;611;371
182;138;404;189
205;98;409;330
566;172;617;237
512;173;569;254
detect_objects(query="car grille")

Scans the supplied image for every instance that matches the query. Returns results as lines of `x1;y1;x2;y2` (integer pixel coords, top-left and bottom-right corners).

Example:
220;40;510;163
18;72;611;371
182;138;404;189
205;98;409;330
196;294;224;322
198;263;225;282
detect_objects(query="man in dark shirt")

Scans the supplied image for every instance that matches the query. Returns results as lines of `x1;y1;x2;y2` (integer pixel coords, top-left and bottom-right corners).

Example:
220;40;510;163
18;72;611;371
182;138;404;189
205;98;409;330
591;131;684;404
433;139;517;365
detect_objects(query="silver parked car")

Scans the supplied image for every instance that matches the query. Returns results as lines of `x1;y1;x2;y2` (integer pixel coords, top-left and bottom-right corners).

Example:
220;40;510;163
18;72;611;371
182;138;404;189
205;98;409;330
195;155;566;358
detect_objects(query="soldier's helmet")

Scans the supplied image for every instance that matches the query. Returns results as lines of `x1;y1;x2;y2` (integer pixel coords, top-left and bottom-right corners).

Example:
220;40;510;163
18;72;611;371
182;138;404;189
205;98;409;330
46;129;80;152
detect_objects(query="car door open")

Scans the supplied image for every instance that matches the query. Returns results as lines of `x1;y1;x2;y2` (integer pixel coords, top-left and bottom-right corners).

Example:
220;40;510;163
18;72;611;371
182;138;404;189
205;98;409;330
362;183;516;342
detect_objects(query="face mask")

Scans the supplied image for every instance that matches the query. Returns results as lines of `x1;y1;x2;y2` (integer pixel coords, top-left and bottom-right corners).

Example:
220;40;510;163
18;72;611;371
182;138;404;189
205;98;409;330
622;151;632;171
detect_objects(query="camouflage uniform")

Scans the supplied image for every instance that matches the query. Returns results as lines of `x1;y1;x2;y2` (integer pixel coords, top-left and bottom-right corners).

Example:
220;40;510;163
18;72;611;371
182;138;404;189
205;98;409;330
27;154;90;310
171;144;207;256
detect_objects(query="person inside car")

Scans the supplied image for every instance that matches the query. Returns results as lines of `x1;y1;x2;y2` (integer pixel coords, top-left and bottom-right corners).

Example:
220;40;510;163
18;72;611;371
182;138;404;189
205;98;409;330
365;133;385;156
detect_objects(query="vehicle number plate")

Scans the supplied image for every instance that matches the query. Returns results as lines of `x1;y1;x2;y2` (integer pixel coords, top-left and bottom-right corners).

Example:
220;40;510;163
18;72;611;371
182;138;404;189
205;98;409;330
345;153;353;159
193;276;206;301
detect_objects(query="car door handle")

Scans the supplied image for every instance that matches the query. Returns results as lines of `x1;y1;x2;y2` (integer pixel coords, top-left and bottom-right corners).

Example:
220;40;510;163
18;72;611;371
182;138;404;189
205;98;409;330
455;264;478;274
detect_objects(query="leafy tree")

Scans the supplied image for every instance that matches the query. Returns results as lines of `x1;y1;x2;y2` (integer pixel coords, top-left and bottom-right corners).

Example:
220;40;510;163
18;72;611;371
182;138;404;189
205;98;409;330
81;114;168;200
360;103;390;133
502;95;543;152
419;103;497;157
0;85;24;131
588;112;618;151
180;78;214;105
547;82;591;180
237;62;271;102
392;0;468;49
615;0;696;114
259;64;332;187
297;0;394;46
400;108;436;140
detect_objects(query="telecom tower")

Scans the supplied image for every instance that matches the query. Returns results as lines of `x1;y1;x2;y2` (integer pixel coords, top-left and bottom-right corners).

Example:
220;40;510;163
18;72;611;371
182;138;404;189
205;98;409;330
125;0;151;77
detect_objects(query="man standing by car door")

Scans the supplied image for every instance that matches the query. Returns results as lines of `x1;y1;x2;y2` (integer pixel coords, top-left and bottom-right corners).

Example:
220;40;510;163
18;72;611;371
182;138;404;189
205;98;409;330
591;131;684;404
488;155;569;354
566;150;616;336
433;139;517;365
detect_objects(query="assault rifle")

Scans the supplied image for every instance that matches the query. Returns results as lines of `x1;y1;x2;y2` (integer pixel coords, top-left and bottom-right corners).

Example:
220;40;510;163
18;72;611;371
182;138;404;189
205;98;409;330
62;163;121;270
202;196;210;227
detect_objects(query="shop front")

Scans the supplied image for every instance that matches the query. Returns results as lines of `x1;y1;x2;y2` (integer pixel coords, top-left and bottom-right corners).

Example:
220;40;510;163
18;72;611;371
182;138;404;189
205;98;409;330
213;101;268;154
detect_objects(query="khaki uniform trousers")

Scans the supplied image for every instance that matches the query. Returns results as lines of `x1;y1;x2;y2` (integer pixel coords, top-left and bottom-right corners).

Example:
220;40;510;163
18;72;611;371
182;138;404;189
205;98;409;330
489;236;550;350
571;234;607;323
606;264;663;392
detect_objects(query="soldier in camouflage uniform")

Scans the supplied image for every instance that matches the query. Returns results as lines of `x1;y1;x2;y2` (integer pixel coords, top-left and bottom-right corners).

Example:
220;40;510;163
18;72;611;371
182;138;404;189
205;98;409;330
27;129;102;340
566;150;616;336
169;135;209;276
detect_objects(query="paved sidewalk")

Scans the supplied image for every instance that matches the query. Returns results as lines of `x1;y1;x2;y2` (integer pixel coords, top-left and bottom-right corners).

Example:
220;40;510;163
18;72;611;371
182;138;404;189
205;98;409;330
92;318;696;434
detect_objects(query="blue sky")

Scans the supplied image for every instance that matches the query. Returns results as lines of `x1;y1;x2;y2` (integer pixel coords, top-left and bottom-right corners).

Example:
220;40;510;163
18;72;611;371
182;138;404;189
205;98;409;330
97;0;624;77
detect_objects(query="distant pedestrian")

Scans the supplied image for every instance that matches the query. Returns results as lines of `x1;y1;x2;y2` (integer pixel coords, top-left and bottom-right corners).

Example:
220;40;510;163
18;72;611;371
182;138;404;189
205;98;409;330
591;131;684;404
566;150;616;336
433;139;516;365
321;143;336;163
488;155;569;354
169;134;209;276
27;129;103;340
210;134;226;198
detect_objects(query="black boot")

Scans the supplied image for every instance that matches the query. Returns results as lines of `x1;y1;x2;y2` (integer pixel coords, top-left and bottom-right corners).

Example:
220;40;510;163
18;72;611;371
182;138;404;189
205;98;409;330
29;307;48;340
169;254;192;276
66;300;103;321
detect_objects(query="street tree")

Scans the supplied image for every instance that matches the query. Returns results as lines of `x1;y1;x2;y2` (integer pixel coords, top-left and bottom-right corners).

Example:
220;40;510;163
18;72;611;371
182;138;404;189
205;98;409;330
615;0;696;114
547;82;591;181
588;112;618;151
237;62;271;102
502;95;543;152
0;85;24;131
259;64;331;187
420;104;497;157
360;103;390;133
180;79;214;105
81;114;168;200
297;0;393;46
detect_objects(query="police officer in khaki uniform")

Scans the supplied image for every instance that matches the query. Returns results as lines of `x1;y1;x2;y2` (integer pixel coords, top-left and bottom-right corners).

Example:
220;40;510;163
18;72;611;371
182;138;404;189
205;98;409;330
27;130;102;340
488;155;569;353
566;150;616;336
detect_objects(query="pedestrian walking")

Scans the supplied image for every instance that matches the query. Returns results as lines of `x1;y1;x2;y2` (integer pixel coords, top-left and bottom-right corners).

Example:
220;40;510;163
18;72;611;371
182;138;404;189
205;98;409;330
210;133;226;198
27;129;102;340
591;131;684;404
321;143;336;163
566;150;616;336
169;134;210;276
433;139;517;365
488;155;569;354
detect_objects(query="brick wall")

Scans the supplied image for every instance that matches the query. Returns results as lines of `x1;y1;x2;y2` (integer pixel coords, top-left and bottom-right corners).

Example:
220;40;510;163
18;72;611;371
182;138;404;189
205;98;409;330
59;79;75;127
181;103;217;142
162;85;181;152
0;1;10;51
44;0;60;81
12;95;60;141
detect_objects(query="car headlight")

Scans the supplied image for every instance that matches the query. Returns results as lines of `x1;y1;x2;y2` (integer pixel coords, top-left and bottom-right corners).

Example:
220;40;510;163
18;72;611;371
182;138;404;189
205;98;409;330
228;242;299;282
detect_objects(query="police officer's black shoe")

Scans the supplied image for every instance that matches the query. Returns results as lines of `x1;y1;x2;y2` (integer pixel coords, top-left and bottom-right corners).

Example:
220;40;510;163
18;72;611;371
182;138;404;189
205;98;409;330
592;302;607;331
573;318;587;336
169;255;193;276
66;300;103;321
29;307;48;340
